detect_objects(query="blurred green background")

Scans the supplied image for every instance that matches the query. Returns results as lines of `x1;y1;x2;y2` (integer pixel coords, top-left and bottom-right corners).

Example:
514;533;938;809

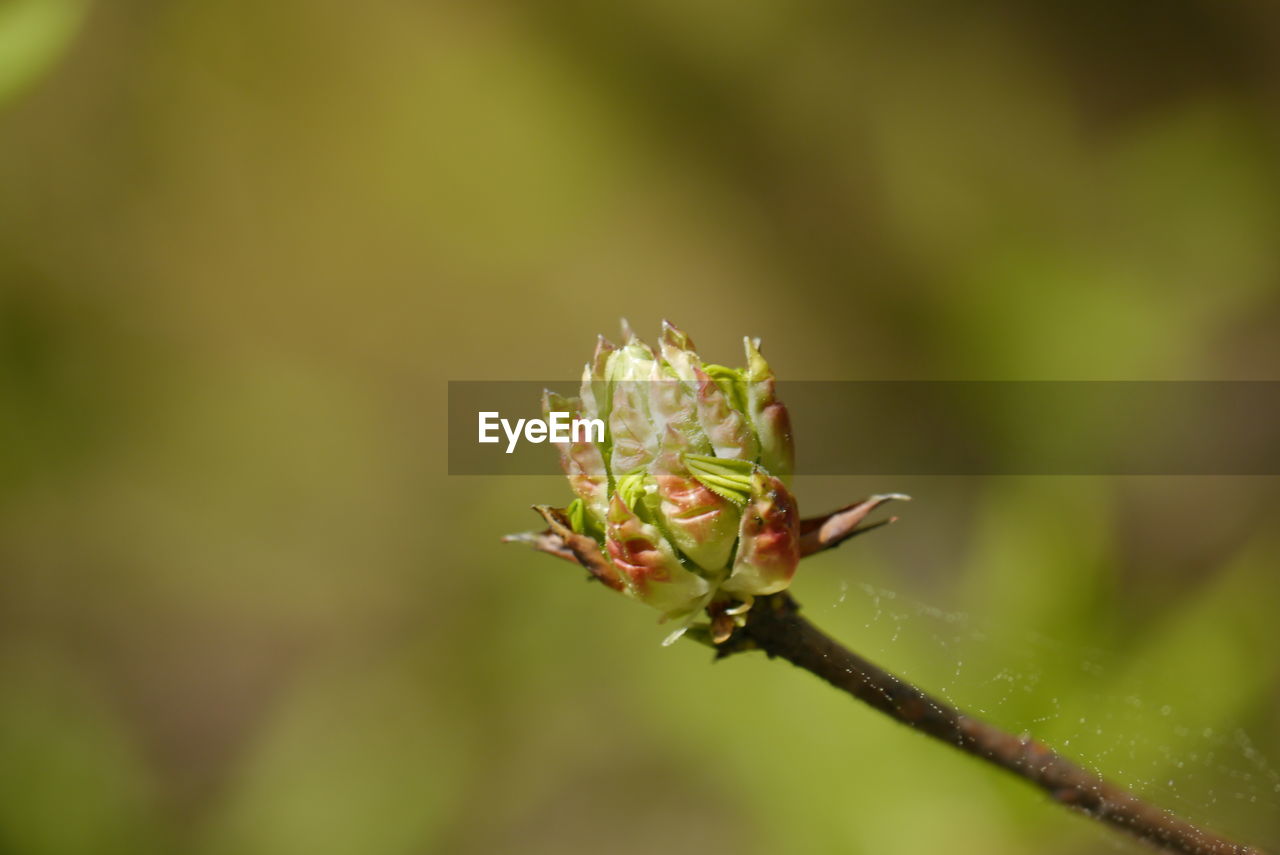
2;1;1279;853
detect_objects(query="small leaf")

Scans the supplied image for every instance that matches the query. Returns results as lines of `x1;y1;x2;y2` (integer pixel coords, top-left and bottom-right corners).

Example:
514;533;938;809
684;454;755;505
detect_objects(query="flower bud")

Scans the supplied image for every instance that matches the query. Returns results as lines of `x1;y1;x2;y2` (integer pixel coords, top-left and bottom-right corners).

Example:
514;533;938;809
541;321;801;635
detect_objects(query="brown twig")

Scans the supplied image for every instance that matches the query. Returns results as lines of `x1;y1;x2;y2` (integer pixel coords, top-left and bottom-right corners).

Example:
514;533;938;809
719;592;1265;855
510;499;1269;854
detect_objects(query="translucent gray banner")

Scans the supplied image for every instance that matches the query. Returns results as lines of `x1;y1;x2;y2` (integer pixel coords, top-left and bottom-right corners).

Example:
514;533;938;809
448;381;1280;475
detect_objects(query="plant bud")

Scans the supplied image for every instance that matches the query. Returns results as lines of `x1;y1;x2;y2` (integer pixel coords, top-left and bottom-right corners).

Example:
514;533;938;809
541;321;801;635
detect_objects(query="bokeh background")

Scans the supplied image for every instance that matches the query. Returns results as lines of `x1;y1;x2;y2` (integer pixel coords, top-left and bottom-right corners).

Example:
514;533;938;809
2;1;1279;853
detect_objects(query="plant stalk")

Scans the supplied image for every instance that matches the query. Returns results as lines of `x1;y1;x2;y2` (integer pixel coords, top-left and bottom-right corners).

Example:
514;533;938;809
722;593;1266;855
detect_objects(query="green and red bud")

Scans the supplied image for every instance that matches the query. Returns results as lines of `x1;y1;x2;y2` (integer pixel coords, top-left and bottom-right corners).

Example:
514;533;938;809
544;321;801;634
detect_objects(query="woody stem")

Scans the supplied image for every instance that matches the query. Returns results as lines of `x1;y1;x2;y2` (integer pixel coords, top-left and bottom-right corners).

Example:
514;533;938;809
720;593;1266;855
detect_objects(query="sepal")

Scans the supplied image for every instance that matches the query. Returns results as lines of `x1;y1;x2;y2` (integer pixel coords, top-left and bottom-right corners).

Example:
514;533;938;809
722;470;800;597
605;493;712;619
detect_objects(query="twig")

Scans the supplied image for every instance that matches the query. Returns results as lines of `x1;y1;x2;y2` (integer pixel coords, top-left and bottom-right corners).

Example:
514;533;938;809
719;592;1265;855
510;498;1269;854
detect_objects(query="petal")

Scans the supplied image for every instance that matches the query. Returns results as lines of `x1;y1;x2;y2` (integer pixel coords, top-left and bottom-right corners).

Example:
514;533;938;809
649;432;739;572
659;320;700;384
647;360;709;455
743;336;794;477
543;390;610;528
722;471;801;597
606;342;660;474
606;493;711;619
693;365;758;461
